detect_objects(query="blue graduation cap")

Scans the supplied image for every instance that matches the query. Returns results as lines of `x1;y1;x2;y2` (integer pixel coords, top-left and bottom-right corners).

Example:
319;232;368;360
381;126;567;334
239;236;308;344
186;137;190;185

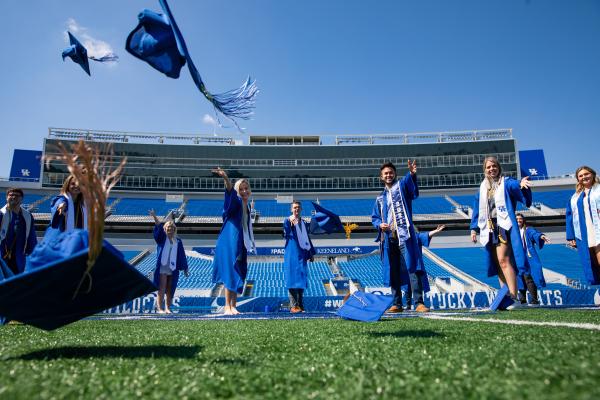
489;285;514;311
337;291;394;322
126;0;258;131
62;31;91;75
0;229;156;330
309;202;344;235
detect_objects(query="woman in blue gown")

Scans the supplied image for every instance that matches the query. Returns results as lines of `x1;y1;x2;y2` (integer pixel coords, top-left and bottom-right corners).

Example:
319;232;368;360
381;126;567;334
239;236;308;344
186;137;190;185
566;166;600;286
283;201;315;313
211;168;256;315
49;175;86;232
150;209;189;313
470;156;532;302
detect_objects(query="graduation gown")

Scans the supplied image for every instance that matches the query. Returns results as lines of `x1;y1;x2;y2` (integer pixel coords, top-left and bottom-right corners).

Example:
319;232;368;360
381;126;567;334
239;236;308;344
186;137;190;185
152;224;188;297
283;219;316;289
212;189;251;294
49;195;84;232
0;209;37;274
470;177;532;280
410;232;432;293
566;190;600;285
371;172;419;287
522;227;547;287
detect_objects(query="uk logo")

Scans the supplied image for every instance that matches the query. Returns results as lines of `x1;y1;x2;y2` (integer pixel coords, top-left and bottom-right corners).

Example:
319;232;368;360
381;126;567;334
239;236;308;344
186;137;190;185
498;205;507;213
528;168;538;176
21;169;30;177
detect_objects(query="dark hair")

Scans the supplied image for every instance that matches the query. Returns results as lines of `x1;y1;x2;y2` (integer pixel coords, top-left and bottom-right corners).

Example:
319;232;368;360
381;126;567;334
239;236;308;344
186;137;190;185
6;187;23;197
380;162;396;173
291;200;302;207
516;213;525;221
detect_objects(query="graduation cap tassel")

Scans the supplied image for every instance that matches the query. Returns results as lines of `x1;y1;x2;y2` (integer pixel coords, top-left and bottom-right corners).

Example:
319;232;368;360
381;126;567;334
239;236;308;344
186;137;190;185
157;0;258;132
46;141;126;298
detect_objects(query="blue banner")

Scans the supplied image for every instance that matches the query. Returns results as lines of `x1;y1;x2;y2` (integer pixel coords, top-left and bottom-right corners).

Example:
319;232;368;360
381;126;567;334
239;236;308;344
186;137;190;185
103;288;600;314
519;149;548;180
9;149;42;182
193;245;378;256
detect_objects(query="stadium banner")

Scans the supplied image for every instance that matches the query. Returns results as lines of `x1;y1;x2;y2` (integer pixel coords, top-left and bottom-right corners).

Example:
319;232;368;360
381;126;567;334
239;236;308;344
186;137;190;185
9;149;42;181
193;245;379;256
103;288;600;314
519;149;548;180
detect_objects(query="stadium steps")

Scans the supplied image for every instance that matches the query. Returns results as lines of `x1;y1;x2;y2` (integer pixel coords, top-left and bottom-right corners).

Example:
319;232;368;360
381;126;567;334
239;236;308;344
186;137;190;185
128;249;150;266
106;197;122;216
211;283;224;297
25;194;52;212
422;248;491;291
444;195;470;219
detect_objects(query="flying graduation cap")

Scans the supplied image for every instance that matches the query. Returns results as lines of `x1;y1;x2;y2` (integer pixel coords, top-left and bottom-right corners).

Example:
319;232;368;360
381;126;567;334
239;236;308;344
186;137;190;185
337;291;394;322
126;0;258;131
62;31;119;76
309;202;344;235
0;229;156;331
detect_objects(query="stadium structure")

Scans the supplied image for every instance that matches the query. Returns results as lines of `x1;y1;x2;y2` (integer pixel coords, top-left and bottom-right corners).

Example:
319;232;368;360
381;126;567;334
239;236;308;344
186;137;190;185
2;127;597;313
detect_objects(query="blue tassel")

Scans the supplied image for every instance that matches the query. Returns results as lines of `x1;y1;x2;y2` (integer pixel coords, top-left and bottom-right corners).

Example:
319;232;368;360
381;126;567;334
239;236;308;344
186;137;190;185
159;0;258;132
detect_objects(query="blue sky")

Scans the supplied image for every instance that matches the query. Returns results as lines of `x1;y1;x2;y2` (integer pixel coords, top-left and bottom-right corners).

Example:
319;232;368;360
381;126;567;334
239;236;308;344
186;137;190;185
0;0;598;177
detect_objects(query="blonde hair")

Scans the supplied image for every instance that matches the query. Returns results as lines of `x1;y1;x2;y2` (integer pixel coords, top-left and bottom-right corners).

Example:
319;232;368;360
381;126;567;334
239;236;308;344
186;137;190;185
60;175;80;197
234;178;251;195
163;220;177;235
575;166;600;193
482;156;502;175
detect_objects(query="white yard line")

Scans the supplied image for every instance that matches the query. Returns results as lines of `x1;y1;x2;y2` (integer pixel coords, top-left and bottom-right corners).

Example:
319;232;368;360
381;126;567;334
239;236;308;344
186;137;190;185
422;314;600;331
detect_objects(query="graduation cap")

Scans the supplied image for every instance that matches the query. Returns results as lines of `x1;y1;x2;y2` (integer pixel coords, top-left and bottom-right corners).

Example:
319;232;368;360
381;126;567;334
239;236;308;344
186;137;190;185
126;0;258;131
337;291;394;322
309;202;344;234
0;229;156;330
489;285;514;311
62;31;119;76
62;31;91;75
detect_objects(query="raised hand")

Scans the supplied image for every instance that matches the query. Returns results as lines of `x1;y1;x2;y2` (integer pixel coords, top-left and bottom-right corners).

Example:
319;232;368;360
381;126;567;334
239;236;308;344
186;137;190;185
520;176;532;189
407;159;417;175
57;202;67;215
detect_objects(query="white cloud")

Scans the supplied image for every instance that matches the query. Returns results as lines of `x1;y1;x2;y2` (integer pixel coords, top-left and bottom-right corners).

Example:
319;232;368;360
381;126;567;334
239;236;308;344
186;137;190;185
202;114;217;126
64;18;117;62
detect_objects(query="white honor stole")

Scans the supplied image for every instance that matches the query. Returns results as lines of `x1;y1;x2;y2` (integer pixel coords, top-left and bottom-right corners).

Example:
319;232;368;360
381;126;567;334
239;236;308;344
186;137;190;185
478;177;511;246
570;183;600;243
294;220;311;251
388;181;411;242
65;194;88;232
242;204;256;254
161;237;178;271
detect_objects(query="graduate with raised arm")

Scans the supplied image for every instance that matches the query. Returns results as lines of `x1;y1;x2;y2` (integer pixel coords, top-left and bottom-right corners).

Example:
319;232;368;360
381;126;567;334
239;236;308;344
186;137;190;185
516;213;549;305
371;160;420;313
211;168;256;315
470;157;532;304
566;166;600;286
283;201;316;313
49;175;87;232
150;209;189;314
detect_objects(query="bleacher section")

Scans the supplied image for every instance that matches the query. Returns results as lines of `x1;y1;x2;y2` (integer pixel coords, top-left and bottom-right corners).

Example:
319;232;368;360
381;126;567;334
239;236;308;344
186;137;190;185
428;247;500;288
248;261;332;297
532;190;572;209
112;198;180;216
537;244;591;287
338;256;384;287
185;199;223;216
134;252;214;289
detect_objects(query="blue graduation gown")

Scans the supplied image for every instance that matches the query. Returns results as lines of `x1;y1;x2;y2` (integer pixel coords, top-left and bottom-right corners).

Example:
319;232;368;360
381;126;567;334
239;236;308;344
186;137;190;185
566;192;600;285
49;195;84;232
470;177;532;280
0;211;37;274
152;224;188;297
283;219;316;289
522;227;547;287
212;189;250;294
412;232;432;293
371;172;419;287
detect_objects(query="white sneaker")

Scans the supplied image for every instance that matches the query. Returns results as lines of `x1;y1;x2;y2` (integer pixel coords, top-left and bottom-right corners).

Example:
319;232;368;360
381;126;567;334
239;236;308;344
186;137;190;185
506;302;525;310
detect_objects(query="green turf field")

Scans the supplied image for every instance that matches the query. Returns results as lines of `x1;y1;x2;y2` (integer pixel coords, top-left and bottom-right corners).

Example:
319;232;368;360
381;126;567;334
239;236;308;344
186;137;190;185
1;309;599;399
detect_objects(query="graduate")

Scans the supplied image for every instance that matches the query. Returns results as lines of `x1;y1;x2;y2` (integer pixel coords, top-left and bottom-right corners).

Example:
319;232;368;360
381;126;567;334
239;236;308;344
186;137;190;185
150;209;189;314
470;156;532;303
516;213;549;305
211;168;256;315
371;160;419;313
49;175;87;232
566;166;600;286
0;188;37;275
283;201;316;313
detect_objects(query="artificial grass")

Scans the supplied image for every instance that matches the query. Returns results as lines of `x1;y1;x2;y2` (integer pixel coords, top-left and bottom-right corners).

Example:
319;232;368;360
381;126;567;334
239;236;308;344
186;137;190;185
0;310;599;399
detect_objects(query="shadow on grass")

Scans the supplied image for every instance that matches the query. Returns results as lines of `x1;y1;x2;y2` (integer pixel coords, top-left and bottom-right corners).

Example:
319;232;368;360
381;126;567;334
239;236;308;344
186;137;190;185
368;330;442;338
12;345;203;360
